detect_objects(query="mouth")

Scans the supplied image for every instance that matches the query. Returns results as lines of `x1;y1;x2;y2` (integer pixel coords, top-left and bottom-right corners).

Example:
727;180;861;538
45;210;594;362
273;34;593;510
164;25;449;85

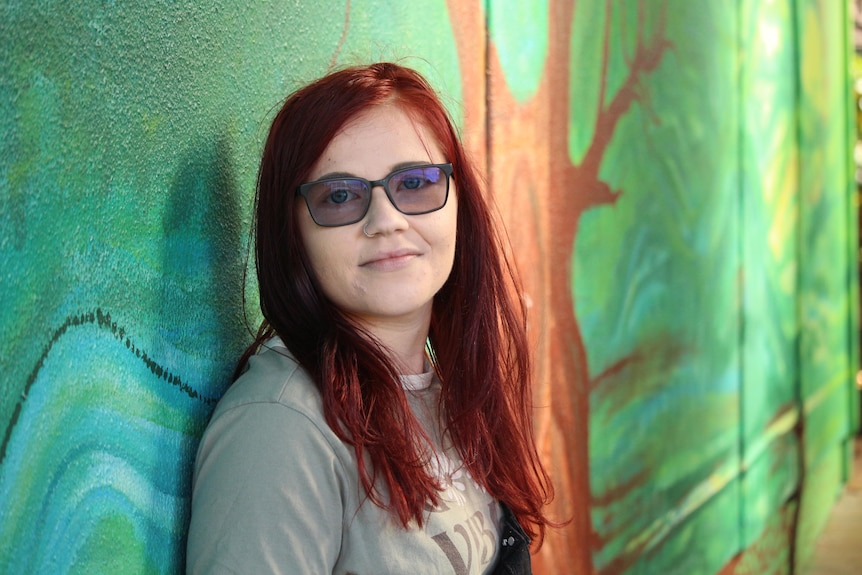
360;249;421;269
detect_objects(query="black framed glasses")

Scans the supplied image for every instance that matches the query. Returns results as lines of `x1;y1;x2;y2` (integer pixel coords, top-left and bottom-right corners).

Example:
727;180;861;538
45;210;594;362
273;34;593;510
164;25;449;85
296;163;453;227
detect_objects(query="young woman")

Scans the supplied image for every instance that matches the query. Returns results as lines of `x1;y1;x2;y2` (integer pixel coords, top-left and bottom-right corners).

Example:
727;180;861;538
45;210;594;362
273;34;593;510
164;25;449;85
186;62;554;574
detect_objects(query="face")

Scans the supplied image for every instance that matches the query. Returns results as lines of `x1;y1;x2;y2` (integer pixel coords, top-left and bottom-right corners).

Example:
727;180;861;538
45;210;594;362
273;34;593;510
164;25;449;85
297;104;458;331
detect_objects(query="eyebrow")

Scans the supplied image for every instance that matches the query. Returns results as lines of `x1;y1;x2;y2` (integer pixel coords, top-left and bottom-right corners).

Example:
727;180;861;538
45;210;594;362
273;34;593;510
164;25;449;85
313;161;436;182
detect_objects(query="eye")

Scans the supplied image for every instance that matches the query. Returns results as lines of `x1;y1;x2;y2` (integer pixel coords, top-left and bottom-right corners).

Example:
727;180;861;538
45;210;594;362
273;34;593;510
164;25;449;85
399;176;424;190
326;188;356;204
394;168;440;192
310;179;366;208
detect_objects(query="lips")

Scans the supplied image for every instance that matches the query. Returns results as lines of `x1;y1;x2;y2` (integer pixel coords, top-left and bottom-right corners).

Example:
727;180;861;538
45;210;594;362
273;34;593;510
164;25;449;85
360;248;421;269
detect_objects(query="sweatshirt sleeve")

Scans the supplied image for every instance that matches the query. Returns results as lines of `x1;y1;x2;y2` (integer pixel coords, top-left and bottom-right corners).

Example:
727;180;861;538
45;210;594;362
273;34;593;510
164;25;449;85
186;400;349;575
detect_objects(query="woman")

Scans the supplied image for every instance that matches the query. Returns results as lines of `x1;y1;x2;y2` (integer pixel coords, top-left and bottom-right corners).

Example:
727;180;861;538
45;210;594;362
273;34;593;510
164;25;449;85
187;62;554;574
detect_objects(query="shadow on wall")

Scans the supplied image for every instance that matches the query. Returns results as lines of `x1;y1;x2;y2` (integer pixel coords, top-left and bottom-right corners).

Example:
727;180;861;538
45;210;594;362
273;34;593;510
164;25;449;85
161;132;247;392
0;133;249;574
159;132;249;567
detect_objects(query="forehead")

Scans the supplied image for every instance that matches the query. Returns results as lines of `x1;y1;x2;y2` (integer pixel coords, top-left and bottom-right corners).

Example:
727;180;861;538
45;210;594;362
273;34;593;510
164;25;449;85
309;104;445;179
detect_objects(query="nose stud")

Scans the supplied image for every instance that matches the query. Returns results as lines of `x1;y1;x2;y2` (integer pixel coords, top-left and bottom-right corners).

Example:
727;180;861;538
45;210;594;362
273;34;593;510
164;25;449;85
363;223;376;238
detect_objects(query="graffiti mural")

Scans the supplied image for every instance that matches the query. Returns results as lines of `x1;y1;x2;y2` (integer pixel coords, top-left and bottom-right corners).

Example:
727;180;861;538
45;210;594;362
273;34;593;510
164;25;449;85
1;1;857;574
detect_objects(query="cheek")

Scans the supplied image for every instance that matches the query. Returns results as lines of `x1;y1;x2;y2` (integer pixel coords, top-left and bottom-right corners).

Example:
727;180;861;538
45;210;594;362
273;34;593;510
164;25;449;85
306;247;354;309
297;219;344;293
305;241;342;285
445;200;459;259
445;223;458;261
434;211;459;280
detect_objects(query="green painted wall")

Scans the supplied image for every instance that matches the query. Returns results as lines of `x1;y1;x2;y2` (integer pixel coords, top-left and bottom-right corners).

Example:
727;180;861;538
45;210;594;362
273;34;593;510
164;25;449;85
573;2;857;573
0;1;461;573
1;1;857;574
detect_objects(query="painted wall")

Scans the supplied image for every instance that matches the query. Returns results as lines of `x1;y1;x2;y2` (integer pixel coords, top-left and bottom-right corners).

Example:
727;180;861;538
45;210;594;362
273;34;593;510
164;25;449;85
1;1;857;574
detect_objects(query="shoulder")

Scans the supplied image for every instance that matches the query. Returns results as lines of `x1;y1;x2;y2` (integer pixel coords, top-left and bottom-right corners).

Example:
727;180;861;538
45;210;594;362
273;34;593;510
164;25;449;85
195;340;350;476
210;341;323;423
190;340;356;524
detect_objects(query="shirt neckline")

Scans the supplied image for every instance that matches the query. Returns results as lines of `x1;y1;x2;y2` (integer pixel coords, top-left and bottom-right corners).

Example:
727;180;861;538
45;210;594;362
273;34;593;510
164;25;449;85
269;336;435;391
399;369;435;391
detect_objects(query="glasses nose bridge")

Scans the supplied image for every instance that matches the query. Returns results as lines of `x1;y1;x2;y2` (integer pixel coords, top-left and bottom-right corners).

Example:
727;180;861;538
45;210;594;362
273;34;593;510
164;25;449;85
368;175;391;194
363;177;409;230
366;175;397;208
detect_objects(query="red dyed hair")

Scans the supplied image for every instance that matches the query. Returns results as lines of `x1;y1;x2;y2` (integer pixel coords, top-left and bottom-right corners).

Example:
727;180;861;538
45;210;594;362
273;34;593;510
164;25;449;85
238;62;553;542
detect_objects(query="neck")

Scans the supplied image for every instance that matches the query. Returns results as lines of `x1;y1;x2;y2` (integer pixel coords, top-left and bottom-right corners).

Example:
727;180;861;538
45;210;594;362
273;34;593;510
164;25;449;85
356;312;431;375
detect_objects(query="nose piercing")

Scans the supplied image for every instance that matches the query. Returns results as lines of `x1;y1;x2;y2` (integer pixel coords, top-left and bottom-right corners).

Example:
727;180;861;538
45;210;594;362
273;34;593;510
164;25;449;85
363;223;376;238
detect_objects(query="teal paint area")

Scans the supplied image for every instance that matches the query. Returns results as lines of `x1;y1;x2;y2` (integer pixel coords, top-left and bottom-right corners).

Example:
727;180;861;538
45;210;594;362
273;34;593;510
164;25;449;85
487;0;549;103
2;315;212;573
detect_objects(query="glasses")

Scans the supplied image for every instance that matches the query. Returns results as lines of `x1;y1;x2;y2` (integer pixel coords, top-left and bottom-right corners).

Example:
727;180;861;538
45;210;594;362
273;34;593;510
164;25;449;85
296;163;453;227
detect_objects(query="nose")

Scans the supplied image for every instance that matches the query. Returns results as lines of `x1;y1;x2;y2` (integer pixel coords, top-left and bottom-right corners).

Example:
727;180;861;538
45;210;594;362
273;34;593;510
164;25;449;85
361;185;408;237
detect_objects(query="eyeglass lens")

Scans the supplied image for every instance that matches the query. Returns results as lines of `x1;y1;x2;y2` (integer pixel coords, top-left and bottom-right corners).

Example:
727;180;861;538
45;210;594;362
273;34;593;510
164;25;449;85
302;165;449;227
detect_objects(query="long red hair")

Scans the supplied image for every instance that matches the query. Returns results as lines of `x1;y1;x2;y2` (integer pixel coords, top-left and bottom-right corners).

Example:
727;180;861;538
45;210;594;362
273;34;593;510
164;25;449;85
239;62;553;542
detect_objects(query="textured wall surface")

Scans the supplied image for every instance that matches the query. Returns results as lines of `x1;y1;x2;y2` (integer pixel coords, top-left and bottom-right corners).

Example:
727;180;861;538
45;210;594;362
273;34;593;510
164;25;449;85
1;1;858;574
